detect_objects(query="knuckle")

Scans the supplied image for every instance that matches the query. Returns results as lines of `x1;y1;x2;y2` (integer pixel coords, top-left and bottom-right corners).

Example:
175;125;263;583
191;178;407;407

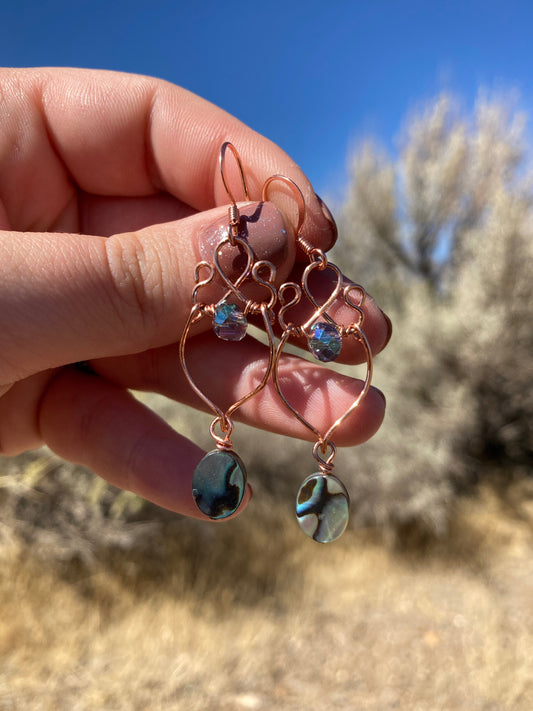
103;232;165;337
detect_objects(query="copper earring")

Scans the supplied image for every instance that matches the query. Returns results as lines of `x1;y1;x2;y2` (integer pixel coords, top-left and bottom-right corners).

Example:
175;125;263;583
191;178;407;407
179;143;278;519
263;175;374;543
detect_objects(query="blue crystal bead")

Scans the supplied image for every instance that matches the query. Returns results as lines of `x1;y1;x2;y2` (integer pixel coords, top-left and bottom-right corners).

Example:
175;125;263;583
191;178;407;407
192;449;247;519
296;474;349;543
213;302;247;341
308;322;342;362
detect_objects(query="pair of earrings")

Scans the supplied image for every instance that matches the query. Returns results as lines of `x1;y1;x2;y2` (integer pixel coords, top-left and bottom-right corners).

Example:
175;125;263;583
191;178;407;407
179;143;373;543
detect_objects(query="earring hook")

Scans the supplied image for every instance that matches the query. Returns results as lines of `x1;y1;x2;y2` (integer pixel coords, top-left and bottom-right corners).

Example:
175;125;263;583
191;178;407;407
219;142;250;245
262;174;306;235
219;142;250;204
261;174;321;261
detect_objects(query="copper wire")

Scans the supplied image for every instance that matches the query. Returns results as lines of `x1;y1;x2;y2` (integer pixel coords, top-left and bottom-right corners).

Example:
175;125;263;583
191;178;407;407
220;142;250;246
262;174;306;239
219;142;250;203
210;418;234;450
264;174;375;474
313;441;336;472
180;144;279;452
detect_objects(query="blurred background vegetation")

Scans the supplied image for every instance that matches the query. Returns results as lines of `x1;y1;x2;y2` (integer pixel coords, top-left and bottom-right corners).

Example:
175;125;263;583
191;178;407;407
1;93;532;710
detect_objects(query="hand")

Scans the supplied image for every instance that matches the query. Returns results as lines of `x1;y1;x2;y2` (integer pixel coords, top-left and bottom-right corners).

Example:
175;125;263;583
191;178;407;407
0;68;390;519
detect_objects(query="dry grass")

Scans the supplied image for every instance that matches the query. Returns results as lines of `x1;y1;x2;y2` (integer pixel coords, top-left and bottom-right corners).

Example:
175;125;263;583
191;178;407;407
0;485;532;711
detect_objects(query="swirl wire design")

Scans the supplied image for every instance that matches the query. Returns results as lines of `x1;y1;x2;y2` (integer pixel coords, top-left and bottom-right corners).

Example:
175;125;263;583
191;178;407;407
179;143;277;452
263;175;374;475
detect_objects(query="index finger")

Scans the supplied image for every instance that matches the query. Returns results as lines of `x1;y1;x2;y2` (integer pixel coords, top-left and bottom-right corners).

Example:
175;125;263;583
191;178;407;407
0;67;335;250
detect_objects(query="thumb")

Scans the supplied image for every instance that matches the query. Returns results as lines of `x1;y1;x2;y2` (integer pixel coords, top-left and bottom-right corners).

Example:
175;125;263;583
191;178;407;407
0;201;294;384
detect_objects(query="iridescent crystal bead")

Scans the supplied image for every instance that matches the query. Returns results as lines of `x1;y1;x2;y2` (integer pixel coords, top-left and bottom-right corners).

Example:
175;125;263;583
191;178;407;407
296;474;349;543
308;322;342;362
213;302;247;341
192;449;247;519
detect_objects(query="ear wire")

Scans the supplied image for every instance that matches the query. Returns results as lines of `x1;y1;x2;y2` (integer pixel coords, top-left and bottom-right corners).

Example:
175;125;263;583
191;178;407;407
219;142;250;244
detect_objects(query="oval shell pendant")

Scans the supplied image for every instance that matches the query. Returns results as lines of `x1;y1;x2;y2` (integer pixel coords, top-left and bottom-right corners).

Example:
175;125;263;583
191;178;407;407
296;474;350;543
192;449;247;519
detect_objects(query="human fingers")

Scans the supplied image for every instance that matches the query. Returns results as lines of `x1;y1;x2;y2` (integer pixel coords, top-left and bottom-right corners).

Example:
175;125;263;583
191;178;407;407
0;201;293;386
92;334;386;448
37;368;251;519
0;67;335;251
80;193;197;237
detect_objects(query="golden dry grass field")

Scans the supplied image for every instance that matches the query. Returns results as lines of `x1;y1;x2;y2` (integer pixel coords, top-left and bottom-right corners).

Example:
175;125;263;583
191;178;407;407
0;482;532;711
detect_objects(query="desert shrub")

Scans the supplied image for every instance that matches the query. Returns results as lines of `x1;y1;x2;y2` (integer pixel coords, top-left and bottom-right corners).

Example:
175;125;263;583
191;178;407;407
331;93;533;538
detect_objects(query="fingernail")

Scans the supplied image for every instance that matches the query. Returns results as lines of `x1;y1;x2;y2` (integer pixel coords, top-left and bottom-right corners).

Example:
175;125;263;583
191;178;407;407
375;387;387;407
381;310;393;348
315;193;338;250
198;201;292;279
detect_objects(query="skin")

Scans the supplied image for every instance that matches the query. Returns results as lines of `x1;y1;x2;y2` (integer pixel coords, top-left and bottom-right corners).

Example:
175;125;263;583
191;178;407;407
0;68;390;520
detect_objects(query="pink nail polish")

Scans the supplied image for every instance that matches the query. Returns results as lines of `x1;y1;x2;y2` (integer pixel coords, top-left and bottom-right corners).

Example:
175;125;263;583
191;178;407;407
198;201;290;278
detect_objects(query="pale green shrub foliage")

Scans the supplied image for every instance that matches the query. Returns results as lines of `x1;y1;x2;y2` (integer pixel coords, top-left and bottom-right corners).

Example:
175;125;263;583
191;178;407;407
332;93;533;537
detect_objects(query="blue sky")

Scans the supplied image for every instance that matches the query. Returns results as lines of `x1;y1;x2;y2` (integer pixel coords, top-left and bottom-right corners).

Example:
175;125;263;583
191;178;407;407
2;0;533;200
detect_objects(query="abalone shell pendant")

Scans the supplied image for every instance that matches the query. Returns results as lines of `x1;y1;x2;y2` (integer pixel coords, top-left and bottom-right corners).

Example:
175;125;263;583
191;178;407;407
296;473;350;543
192;449;247;519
